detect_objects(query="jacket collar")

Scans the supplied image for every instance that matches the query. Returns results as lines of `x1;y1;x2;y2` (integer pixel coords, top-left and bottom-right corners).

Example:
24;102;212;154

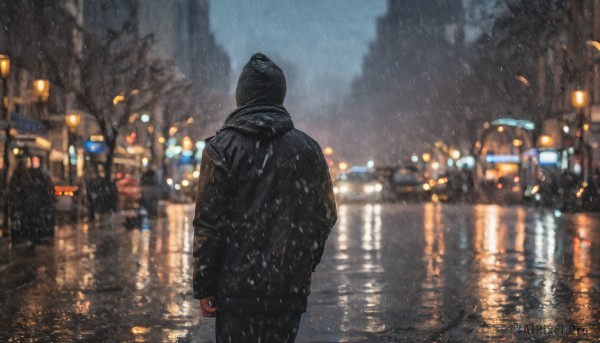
219;102;294;138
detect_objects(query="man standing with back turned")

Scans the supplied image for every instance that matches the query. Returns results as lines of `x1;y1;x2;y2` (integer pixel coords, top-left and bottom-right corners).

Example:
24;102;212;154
192;53;337;342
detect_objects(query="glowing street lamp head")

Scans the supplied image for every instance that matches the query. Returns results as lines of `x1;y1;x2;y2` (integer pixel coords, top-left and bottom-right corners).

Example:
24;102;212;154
422;153;431;163
33;79;50;100
65;113;81;128
323;147;333;156
449;149;461;160
538;135;554;148
571;89;588;109
0;54;10;78
182;136;193;151
512;139;523;147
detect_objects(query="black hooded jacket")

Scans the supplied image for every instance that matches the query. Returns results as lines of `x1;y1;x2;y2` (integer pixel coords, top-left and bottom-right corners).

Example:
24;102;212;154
192;54;337;313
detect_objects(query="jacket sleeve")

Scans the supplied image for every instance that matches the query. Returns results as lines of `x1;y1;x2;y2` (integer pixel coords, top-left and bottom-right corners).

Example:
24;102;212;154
312;155;338;271
192;141;235;299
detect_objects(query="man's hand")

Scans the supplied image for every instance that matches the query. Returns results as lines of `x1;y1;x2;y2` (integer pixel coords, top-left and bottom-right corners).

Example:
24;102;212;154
200;297;217;317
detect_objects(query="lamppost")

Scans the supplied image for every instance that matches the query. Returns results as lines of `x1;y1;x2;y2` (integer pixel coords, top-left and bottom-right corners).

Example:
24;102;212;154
33;79;50;118
571;89;589;180
0;54;10;237
421;152;431;177
65;113;81;184
512;138;524;188
0;54;9;121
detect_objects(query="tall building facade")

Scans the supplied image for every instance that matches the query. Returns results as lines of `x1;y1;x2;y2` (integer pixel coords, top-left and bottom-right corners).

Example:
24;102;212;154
84;0;230;95
138;0;230;94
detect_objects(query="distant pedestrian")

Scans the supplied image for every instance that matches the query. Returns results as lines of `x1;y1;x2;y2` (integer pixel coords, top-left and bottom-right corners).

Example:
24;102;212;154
9;160;33;245
192;53;337;342
84;166;97;220
9;159;56;246
140;169;162;218
29;163;56;243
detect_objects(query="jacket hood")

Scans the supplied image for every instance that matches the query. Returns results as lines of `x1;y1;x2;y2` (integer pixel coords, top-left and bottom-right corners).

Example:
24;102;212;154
236;53;287;107
220;103;294;139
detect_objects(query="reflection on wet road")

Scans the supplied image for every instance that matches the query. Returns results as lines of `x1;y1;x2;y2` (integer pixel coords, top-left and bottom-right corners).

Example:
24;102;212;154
0;203;599;342
301;203;600;342
0;205;206;342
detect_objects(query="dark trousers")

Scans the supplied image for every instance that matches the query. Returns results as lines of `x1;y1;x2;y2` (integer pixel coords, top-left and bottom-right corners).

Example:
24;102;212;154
216;311;302;343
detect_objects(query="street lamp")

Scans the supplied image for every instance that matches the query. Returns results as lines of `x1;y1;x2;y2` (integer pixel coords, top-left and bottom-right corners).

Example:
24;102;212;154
0;54;9;112
323;147;333;156
449;149;461;161
33;79;50;100
66;113;81;128
570;89;590;180
65;113;81;184
181;136;193;151
0;54;9;239
571;89;588;109
422;153;431;163
0;55;9;79
33;79;50;117
538;135;554;149
510;138;526;189
512;139;523;147
0;54;9;121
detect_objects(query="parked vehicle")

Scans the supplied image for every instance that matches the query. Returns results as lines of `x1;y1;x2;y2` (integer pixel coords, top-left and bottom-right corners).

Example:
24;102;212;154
389;166;428;201
334;167;385;203
54;184;83;221
431;171;468;202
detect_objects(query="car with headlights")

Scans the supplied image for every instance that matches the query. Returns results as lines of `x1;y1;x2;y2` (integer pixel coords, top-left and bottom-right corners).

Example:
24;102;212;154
389;166;428;201
430;174;455;202
333;168;384;203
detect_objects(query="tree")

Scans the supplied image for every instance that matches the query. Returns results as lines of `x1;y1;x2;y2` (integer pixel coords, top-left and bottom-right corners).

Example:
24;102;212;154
73;3;191;179
431;0;573;145
1;0;190;180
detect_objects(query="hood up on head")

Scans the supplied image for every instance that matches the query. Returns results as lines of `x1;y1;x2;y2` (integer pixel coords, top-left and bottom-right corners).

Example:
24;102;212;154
235;53;287;107
220;53;293;139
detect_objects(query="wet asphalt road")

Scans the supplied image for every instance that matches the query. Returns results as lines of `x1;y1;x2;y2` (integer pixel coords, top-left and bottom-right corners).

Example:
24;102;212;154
0;203;599;342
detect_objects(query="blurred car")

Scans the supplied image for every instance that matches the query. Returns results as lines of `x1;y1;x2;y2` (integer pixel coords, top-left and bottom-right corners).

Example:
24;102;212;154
389;166;428;201
495;176;523;204
166;177;197;203
54;184;82;221
334;167;384;203
478;175;522;204
116;175;141;211
431;172;465;202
